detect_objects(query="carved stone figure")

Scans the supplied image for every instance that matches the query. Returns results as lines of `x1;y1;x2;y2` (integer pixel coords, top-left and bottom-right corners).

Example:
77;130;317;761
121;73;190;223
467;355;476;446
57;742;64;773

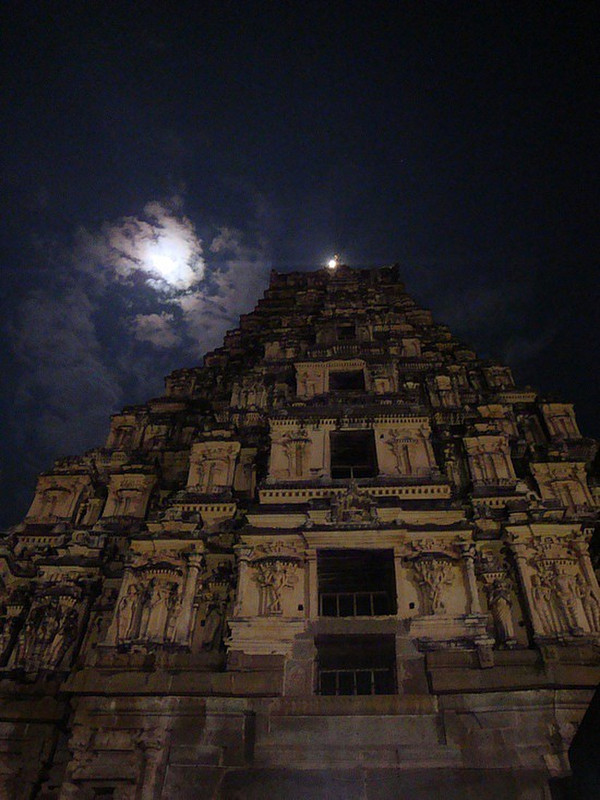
530;574;556;635
254;561;296;616
486;579;516;646
575;574;600;631
329;481;377;525
554;575;578;632
413;559;454;615
202;598;226;650
117;583;140;643
46;607;79;668
164;582;181;643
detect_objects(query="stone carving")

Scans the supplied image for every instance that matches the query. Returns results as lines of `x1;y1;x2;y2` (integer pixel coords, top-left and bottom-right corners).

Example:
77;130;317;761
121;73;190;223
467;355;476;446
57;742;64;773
201;596;228;650
575;574;600;631
530;564;586;637
530;573;556;635
274;424;312;479
541;403;581;440
412;558;454;615
484;578;516;646
329;481;377;526
188;440;241;493
13;597;80;671
530;462;593;513
253;561;298;616
231;376;267;409
464;436;515;485
552;565;584;634
116;577;181;646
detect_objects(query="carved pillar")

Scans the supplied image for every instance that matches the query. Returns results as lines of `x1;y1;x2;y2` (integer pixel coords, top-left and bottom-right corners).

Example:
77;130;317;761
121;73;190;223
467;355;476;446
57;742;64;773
507;540;540;636
174;553;204;645
573;536;600;594
393;546;405;616
458;542;481;614
234;546;253;616
306;549;318;619
135;730;166;800
105;567;134;645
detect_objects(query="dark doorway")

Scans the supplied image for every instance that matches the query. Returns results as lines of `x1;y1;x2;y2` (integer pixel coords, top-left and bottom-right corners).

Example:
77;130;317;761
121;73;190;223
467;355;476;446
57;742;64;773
330;429;377;478
317;635;396;695
318;548;397;616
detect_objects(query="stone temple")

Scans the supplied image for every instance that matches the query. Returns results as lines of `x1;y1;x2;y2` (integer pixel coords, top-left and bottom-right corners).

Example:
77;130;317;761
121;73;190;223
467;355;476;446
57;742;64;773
1;263;599;799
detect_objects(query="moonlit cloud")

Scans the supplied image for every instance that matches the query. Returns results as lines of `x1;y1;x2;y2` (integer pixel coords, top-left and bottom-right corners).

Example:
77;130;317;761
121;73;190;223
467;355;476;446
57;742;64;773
132;312;182;348
74;196;205;291
4;194;273;529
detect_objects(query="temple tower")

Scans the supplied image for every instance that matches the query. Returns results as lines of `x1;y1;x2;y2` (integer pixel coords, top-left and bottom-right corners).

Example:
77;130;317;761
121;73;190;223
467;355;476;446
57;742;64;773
1;264;598;798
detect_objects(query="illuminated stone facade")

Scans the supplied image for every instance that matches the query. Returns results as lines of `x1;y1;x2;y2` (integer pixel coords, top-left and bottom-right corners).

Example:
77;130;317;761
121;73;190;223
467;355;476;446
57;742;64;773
1;264;599;798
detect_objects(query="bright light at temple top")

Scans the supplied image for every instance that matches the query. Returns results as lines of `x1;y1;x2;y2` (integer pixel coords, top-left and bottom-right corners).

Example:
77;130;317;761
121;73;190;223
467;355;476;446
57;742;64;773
327;255;339;270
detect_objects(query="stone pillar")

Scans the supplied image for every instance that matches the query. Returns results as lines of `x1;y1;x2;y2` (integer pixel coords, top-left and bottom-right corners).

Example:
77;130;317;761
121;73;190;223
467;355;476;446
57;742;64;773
573;536;600;593
507;540;540;636
174;552;204;645
105;567;133;645
233;546;253;616
458;542;481;614
393;546;405;616
135;730;166;800
306;549;319;619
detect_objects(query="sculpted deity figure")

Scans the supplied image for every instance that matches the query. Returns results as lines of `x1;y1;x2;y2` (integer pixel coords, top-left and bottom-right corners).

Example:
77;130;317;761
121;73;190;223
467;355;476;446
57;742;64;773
163;582;181;643
530;573;557;635
117;583;140;643
413;559;453;615
575;574;600;632
138;580;156;640
38;602;61;648
553;568;583;634
46;607;79;668
255;561;296;616
487;579;516;646
202;597;226;650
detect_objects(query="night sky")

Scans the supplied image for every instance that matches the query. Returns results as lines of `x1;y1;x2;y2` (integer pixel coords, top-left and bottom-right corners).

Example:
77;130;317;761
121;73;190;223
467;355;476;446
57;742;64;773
1;3;598;528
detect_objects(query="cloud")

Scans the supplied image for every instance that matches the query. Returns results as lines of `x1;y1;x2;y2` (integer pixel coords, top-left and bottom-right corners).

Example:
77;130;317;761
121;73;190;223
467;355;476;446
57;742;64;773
73;196;205;291
501;328;557;365
132;312;182;348
9;286;122;460
175;225;272;350
4;196;272;529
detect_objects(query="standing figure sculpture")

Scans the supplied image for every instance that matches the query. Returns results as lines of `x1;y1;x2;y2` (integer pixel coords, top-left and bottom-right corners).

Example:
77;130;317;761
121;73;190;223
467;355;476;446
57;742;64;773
575;574;600;632
487;579;516;647
116;584;139;643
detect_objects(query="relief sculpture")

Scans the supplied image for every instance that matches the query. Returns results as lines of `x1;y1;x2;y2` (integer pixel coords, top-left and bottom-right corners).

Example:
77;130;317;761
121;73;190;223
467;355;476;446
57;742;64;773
413;558;454;615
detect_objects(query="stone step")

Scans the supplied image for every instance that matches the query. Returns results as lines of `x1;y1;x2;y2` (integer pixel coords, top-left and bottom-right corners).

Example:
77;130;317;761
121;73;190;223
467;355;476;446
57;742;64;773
256;714;443;747
253;742;462;769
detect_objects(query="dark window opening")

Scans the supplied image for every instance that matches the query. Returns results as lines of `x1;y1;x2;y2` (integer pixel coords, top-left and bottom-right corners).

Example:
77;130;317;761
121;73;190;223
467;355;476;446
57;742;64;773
318;549;397;616
317;635;396;695
337;324;356;341
330;429;377;478
329;370;365;392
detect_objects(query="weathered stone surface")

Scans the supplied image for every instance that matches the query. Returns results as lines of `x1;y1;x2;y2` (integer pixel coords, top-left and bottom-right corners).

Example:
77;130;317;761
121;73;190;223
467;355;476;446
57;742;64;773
1;263;598;796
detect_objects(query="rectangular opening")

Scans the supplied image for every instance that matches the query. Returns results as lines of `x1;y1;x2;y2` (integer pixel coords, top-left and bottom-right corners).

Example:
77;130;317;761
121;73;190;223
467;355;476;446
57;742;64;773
317;635;396;695
337;324;356;341
318;549;397;616
330;429;377;478
329;370;365;392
